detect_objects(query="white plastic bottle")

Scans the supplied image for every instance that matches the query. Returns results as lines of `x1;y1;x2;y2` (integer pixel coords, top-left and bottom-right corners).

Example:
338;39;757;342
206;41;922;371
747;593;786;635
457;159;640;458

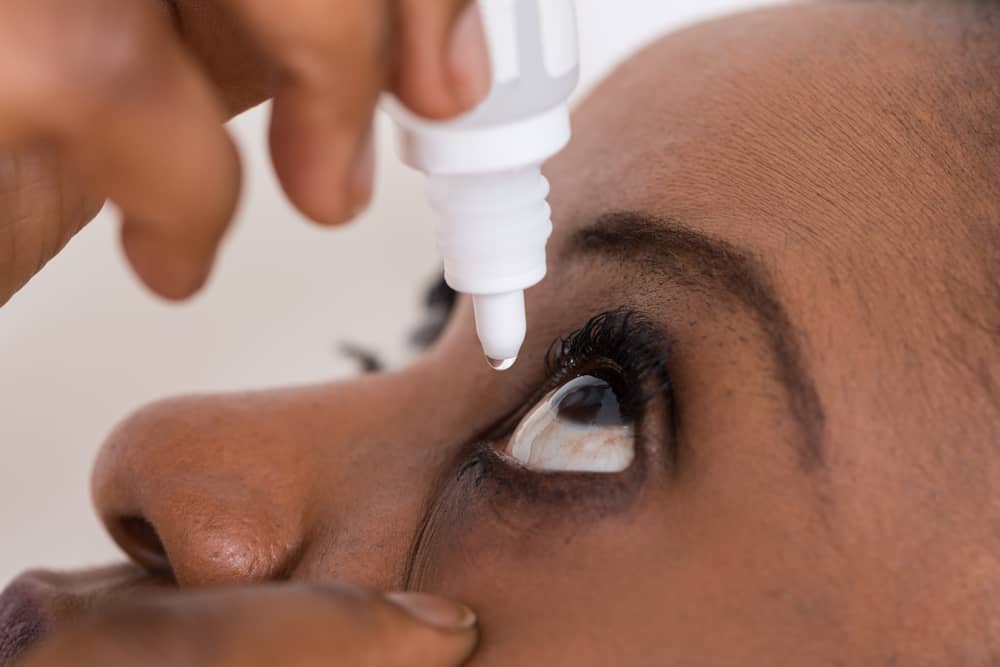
388;0;580;370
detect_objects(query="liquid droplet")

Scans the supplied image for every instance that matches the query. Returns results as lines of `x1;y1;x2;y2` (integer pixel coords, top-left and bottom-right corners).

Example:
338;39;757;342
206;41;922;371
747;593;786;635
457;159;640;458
486;356;517;371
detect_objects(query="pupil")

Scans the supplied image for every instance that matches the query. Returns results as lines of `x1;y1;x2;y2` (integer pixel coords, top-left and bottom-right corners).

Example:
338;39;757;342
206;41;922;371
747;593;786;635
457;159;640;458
553;376;623;426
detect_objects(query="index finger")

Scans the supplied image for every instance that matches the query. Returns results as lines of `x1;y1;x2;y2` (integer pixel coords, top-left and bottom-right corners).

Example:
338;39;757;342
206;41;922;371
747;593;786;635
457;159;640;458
215;0;489;226
18;583;478;667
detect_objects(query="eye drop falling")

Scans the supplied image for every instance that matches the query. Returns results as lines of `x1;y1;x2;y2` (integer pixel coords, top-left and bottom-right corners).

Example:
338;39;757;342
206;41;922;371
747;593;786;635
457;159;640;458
388;0;580;370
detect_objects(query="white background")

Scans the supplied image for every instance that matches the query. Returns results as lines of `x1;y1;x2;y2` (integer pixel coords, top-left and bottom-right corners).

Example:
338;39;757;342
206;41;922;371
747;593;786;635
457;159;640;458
0;0;778;584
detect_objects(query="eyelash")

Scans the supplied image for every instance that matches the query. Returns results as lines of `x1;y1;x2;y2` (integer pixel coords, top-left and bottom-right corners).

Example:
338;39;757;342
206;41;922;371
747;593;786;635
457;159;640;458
543;308;673;421
455;308;676;508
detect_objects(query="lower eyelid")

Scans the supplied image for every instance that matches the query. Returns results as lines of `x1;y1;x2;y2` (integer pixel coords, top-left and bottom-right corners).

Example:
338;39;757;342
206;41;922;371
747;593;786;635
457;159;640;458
465;436;649;513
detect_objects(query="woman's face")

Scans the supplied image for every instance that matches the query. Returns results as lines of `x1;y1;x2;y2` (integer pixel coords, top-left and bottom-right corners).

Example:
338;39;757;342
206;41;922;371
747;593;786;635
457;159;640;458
4;2;999;665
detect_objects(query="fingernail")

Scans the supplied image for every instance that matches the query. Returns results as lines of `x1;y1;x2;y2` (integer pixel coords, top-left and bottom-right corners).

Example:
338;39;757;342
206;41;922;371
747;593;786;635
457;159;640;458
448;3;492;110
348;126;376;219
385;592;476;631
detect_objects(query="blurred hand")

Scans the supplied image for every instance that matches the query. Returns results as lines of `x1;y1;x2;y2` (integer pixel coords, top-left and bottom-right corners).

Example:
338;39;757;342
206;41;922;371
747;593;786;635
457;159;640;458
0;0;489;306
18;583;478;667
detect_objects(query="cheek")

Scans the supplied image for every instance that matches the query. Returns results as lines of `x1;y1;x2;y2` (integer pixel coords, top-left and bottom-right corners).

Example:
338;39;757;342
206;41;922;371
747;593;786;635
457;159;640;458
407;460;849;665
409;481;679;665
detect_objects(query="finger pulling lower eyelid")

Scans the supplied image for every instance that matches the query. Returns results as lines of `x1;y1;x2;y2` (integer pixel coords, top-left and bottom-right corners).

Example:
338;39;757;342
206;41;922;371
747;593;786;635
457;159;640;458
384;592;477;631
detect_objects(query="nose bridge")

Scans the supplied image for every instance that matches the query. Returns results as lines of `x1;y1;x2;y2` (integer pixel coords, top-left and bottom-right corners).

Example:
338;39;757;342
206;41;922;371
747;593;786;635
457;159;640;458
91;364;467;589
286;366;476;586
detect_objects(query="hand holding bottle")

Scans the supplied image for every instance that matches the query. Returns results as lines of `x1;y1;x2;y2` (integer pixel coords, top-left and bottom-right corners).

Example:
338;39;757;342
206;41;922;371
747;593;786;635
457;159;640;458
0;0;490;307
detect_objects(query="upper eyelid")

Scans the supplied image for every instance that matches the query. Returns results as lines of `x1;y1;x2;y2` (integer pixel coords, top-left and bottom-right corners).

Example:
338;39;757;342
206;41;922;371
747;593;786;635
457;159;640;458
546;309;673;404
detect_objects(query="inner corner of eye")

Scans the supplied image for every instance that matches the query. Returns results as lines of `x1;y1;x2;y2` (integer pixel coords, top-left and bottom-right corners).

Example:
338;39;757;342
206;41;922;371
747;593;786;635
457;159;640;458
499;374;636;474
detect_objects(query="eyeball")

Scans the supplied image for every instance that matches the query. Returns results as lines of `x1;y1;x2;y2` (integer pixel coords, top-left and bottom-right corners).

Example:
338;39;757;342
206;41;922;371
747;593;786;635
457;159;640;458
503;375;635;473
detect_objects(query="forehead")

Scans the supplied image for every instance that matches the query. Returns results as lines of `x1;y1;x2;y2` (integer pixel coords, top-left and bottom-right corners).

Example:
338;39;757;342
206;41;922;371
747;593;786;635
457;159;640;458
549;2;958;253
546;1;986;333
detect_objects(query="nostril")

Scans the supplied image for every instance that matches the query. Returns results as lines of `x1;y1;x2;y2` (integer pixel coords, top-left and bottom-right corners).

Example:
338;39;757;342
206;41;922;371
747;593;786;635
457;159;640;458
117;516;171;574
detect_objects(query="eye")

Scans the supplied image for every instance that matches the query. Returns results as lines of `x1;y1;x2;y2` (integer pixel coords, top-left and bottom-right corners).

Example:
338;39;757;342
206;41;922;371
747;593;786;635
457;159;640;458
501;374;636;473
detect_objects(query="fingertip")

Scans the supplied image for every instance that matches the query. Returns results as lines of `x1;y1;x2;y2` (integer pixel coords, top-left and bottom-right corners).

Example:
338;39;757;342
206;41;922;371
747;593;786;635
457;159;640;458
273;171;357;227
121;226;216;301
269;98;375;227
383;592;479;667
393;2;492;120
384;592;477;632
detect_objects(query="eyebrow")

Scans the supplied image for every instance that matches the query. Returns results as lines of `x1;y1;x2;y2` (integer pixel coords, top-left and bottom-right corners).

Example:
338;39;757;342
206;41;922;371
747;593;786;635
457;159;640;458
563;210;826;468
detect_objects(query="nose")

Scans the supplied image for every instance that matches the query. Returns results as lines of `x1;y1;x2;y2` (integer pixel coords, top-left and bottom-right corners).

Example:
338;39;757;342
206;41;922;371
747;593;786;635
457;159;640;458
92;370;466;589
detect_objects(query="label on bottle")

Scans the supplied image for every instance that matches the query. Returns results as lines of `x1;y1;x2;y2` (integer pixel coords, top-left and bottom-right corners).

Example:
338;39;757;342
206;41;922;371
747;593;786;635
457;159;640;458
480;0;520;84
538;0;578;78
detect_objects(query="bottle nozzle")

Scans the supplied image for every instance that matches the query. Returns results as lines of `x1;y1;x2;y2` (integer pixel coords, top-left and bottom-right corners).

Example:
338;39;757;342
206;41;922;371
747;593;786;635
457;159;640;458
473;292;526;371
424;166;553;374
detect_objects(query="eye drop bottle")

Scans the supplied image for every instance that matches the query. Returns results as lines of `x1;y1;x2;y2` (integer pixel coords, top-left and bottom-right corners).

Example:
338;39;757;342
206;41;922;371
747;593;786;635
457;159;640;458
387;0;580;370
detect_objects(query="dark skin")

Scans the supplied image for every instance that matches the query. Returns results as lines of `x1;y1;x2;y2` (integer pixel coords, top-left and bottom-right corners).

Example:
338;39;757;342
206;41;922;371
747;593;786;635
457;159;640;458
4;1;1000;665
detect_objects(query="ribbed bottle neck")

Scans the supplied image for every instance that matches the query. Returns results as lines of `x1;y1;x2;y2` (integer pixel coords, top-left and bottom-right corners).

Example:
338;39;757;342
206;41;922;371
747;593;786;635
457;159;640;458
426;166;552;296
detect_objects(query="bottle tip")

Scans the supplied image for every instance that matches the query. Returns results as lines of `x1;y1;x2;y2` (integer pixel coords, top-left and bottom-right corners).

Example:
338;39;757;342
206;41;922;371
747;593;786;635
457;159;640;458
486;356;517;371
